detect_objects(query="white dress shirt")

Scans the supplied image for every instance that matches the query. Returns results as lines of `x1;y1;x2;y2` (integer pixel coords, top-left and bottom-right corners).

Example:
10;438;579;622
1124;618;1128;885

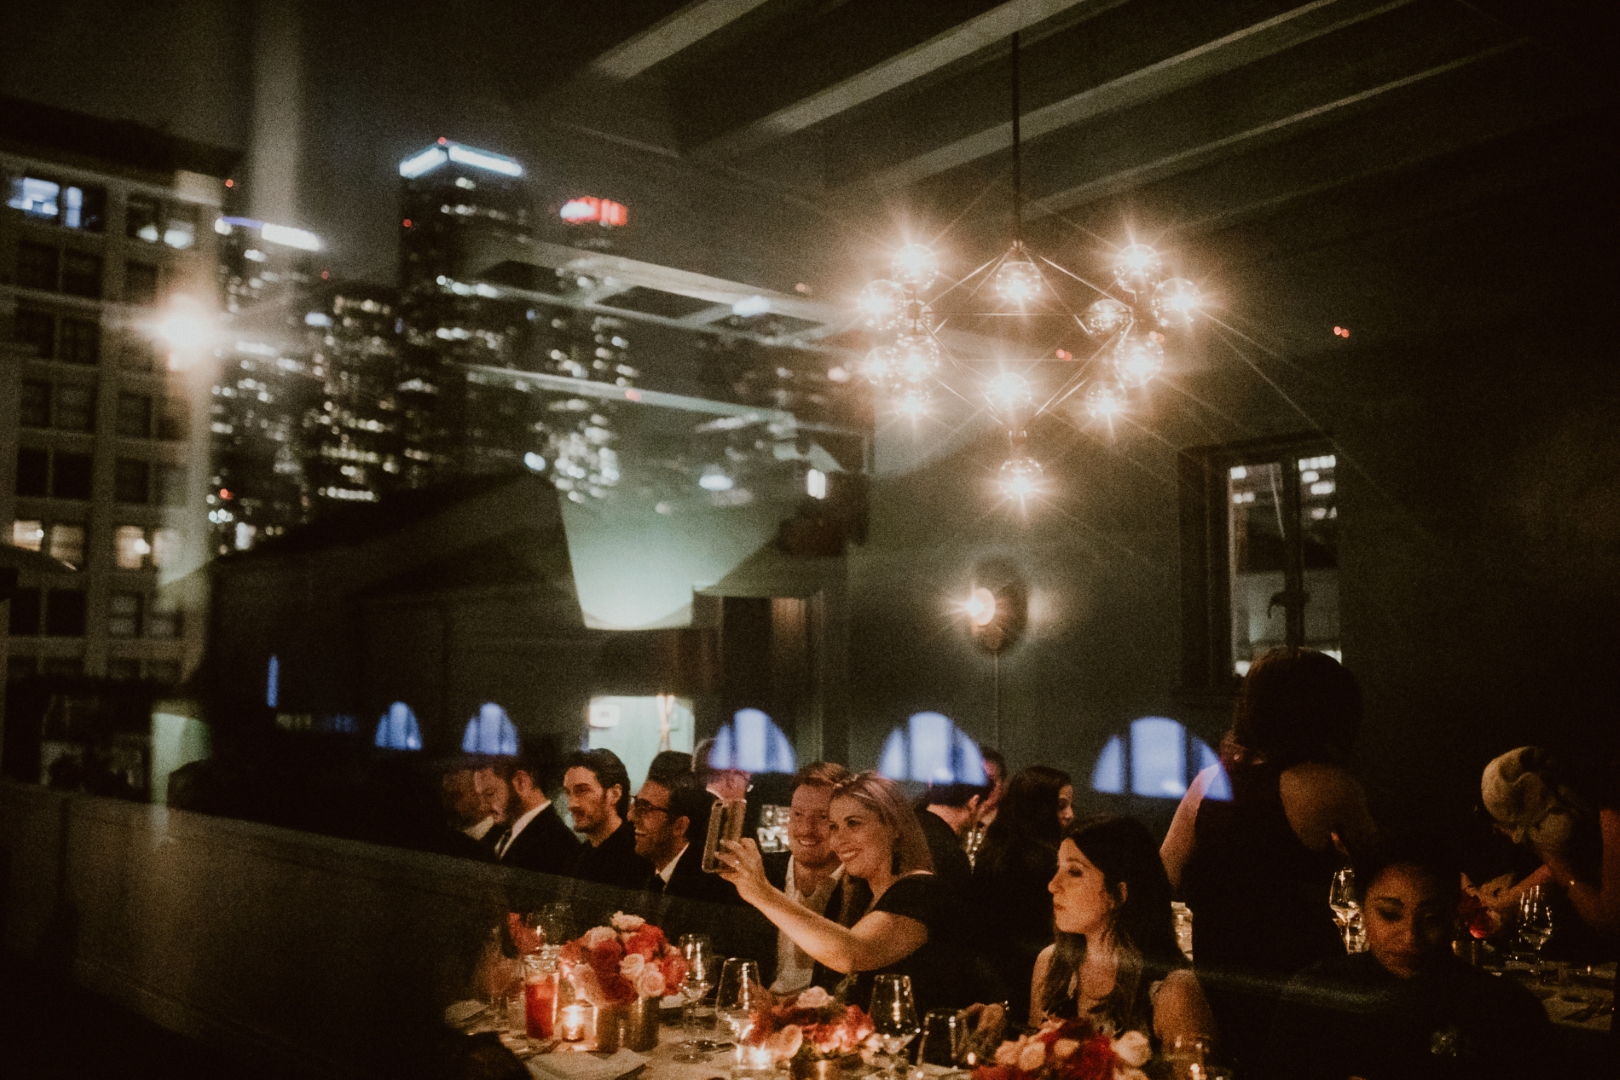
656;843;689;885
772;859;843;994
464;816;497;842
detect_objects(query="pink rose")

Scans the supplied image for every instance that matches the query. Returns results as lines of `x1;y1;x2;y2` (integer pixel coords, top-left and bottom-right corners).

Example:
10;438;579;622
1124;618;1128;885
619;953;646;979
767;1024;803;1061
582;926;618;949
610;912;646;932
636;968;667;999
795;987;832;1009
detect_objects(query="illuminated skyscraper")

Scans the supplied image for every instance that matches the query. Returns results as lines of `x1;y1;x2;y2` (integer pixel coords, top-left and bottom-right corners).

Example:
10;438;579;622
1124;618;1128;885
301;281;402;507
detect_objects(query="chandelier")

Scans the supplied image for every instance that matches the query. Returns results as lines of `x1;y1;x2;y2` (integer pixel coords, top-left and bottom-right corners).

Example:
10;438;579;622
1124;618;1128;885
853;33;1206;509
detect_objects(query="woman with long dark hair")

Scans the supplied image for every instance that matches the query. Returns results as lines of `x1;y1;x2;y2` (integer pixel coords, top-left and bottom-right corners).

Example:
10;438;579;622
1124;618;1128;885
970;765;1072;1023
1159;647;1377;1073
1031;816;1214;1048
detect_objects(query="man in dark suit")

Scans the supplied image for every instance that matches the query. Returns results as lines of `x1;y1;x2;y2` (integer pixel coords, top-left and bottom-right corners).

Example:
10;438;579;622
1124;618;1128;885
562;748;652;890
916;782;982;899
494;746;579;876
631;768;734;903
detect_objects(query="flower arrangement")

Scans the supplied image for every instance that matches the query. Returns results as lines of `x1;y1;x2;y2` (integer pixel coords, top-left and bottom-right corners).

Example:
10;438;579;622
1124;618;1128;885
742;986;877;1062
972;1018;1152;1080
557;912;687;1007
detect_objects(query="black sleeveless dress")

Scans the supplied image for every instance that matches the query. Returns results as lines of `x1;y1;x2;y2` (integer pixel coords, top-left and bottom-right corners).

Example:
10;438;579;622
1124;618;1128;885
1181;762;1342;1071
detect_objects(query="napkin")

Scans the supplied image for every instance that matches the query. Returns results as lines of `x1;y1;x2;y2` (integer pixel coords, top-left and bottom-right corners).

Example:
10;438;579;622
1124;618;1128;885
528;1048;649;1080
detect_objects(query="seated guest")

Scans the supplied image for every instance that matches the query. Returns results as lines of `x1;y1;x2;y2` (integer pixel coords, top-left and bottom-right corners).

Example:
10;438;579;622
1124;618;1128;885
718;771;971;1013
764;762;861;994
1031;816;1214;1052
443;764;498;846
1161;647;1377;1072
631;769;732;902
918;781;982;898
965;746;1010;862
494;747;578;876
1263;839;1548;1080
564;749;653;890
971;765;1072;1024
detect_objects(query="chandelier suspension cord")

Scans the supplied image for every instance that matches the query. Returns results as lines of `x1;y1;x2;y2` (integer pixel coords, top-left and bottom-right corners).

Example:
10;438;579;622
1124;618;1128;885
1011;31;1023;246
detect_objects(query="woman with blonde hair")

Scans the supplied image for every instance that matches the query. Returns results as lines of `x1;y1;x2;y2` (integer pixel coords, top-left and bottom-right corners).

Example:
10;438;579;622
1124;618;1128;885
718;771;972;1011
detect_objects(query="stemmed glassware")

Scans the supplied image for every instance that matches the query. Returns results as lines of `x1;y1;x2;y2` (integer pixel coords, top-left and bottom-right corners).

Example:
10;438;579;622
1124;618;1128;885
1518;885;1555;973
1328;868;1364;952
870;975;920;1079
674;934;718;1062
715;957;766;1042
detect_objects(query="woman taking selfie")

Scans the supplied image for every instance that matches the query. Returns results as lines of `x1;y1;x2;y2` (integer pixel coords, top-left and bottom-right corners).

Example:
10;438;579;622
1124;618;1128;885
716;771;970;1012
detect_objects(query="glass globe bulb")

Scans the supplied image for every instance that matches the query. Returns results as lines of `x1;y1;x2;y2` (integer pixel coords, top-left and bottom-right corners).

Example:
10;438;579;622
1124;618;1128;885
895;384;932;418
892;243;940;291
858;279;906;331
984;372;1034;416
1083;380;1129;420
1113;243;1163;294
992;250;1042;309
894;333;942;383
1152;278;1200;328
997;455;1044;502
1111;330;1165;387
1080;298;1132;338
861;345;901;392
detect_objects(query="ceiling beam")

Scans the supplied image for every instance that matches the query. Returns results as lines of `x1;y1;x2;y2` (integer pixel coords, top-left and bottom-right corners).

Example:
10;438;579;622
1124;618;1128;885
700;0;1108;158
590;0;777;81
860;0;1413;193
1030;41;1521;217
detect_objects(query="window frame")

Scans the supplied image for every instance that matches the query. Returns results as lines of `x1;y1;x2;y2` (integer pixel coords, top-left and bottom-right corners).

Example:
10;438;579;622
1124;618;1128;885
1178;432;1336;694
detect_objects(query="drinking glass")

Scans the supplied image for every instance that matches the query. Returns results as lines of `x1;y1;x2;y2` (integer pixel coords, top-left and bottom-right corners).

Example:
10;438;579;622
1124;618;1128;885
1161;1034;1210;1080
1518;886;1554;973
870;975;919;1077
675;934;719;1060
916;1009;964;1068
539;902;573;946
1328;867;1360;951
715;958;765;1041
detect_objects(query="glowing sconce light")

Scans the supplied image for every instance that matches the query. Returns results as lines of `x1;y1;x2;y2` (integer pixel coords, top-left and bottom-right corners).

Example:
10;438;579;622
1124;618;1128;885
1080;298;1132;338
1151;278;1200;327
399;145;449;178
807;468;828;499
965;586;997;628
992;245;1042;308
699;467;734;492
1111;330;1165;387
894;334;942;383
892;243;940;291
1084;381;1129;421
998;456;1044;504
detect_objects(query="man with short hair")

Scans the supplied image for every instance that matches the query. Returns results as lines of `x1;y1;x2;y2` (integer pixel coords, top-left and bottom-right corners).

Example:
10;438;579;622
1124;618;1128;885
631;771;734;903
563;748;651;889
763;762;857;993
918;782;980;897
494;747;578;876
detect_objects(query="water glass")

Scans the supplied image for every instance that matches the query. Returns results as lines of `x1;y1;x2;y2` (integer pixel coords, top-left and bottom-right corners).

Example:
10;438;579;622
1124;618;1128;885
757;805;791;852
917;1009;964;1067
1518;886;1554;965
716;957;765;1040
676;934;719;1060
1162;1034;1211;1080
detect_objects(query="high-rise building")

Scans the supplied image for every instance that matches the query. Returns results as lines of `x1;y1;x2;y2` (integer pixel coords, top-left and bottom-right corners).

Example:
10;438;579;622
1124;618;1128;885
396;140;539;485
1;96;231;707
302;279;403;507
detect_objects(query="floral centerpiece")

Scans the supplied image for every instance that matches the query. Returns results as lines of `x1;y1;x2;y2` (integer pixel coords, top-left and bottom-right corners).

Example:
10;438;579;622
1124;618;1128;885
558;912;687;1007
973;1018;1152;1080
742;986;877;1065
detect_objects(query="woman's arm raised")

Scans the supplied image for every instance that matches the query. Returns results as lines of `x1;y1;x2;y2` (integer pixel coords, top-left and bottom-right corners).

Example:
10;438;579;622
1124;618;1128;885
717;838;929;972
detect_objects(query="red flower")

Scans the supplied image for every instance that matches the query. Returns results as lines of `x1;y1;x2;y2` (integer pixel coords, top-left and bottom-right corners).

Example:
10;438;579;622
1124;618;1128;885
1070;1036;1114;1080
623;927;663;959
589;940;624;976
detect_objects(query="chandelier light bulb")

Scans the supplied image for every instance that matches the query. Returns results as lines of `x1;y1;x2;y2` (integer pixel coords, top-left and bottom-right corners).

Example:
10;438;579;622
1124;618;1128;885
892;243;941;291
965;586;997;628
984;372;1034;416
894;333;942;383
1080;298;1132;338
1111;330;1165;387
1112;243;1164;294
861;345;901;391
858;279;907;331
997;455;1045;503
1152;278;1201;328
1083;380;1129;420
992;248;1043;309
895;384;933;418
900;299;935;336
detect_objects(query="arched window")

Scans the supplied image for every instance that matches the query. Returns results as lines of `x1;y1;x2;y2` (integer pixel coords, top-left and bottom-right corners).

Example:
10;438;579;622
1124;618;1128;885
1091;717;1230;800
373;702;421;750
878;712;987;785
462;702;518;756
708;708;795;774
266;654;280;709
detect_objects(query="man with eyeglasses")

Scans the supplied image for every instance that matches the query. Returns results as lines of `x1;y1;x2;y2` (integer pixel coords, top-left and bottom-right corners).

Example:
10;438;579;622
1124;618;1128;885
629;757;732;903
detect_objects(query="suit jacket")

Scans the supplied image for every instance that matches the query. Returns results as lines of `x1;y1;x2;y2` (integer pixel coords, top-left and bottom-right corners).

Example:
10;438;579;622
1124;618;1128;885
571;819;654;891
918;809;973;898
499;803;580;877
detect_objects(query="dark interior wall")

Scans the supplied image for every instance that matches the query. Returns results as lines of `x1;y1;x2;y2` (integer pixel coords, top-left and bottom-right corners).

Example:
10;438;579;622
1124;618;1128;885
846;166;1620;832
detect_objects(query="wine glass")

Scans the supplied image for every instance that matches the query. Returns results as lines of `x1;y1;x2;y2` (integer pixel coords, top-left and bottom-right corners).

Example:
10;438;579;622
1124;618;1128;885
675;935;717;1061
1518;885;1554;976
916;1009;964;1068
715;958;765;1042
870;975;919;1078
1328;867;1359;951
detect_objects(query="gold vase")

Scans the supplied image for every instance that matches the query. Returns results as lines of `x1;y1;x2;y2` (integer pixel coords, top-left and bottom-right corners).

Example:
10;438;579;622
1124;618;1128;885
791;1055;860;1080
620;995;660;1052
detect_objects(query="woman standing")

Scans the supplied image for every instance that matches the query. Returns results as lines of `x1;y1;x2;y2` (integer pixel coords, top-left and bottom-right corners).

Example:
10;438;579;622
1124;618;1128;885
1031;816;1214;1051
1160;647;1377;1072
717;772;970;1012
970;765;1073;1023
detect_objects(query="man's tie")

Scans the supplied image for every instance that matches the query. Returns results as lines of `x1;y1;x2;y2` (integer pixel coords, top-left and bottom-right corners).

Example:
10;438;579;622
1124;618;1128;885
492;826;514;859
